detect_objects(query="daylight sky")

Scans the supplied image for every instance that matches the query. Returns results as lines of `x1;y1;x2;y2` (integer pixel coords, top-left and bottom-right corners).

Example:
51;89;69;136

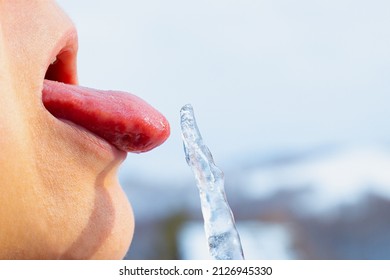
57;0;390;182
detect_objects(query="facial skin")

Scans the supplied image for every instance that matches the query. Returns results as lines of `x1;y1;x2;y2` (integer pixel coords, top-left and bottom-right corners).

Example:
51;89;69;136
0;1;163;259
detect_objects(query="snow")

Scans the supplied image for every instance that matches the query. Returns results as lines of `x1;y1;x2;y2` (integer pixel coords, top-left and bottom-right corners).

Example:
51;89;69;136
243;146;390;213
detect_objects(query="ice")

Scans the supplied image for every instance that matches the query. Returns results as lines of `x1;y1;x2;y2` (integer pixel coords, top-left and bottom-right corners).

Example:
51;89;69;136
180;104;244;260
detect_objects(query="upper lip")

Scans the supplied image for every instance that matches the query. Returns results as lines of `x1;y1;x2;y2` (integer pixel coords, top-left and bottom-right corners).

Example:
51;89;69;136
44;27;78;85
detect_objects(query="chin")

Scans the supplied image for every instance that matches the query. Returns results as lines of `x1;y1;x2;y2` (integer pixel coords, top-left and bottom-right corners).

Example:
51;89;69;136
90;194;135;260
60;182;135;260
94;183;135;260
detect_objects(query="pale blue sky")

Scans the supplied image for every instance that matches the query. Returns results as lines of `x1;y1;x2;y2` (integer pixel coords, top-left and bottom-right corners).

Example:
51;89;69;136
57;0;390;182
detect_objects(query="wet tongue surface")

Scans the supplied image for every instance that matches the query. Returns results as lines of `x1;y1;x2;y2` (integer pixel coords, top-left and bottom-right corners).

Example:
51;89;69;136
42;79;170;153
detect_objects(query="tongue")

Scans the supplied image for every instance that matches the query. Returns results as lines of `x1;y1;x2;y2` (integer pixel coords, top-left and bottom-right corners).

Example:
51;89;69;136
42;80;170;153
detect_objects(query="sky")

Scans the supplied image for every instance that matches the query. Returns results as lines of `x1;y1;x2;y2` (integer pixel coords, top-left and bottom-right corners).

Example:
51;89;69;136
56;0;390;183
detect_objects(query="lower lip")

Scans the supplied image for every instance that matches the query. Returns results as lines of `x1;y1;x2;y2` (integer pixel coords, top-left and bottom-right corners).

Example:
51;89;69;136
58;118;127;161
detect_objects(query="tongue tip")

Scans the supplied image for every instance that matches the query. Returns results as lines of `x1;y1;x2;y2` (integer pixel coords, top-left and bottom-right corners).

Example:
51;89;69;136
115;118;171;153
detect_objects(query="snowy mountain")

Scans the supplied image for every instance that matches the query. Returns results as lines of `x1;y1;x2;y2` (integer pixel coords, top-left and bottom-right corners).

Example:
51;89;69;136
239;145;390;214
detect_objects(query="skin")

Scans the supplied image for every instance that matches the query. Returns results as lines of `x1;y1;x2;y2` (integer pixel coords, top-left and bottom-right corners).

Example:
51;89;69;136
0;1;150;259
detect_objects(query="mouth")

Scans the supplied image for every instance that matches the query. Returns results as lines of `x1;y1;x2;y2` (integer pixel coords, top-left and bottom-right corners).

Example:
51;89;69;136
44;28;78;85
42;28;170;155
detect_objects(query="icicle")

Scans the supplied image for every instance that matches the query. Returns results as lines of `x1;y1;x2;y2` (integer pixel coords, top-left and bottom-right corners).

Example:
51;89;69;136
180;104;244;260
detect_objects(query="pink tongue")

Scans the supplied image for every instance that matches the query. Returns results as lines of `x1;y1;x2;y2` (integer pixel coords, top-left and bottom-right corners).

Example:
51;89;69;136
42;79;170;153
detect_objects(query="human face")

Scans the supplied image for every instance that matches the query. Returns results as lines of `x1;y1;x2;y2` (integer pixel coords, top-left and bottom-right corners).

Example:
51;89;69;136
0;1;169;259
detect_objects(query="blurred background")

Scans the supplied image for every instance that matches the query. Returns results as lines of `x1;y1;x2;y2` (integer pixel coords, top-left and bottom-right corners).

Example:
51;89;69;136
57;0;390;259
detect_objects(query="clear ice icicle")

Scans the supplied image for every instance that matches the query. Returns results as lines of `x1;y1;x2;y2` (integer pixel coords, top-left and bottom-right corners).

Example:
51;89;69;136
180;104;244;260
